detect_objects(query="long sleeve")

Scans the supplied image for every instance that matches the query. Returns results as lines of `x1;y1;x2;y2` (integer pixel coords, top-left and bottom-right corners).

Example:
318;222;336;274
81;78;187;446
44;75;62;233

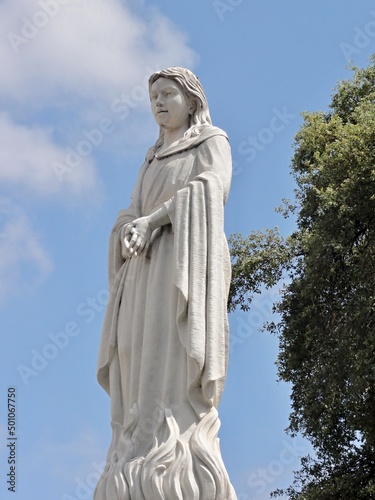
165;134;232;228
195;134;232;202
107;203;136;291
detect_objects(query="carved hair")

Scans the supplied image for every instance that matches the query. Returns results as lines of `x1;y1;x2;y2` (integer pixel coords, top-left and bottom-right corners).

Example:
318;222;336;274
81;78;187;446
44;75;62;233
148;67;212;152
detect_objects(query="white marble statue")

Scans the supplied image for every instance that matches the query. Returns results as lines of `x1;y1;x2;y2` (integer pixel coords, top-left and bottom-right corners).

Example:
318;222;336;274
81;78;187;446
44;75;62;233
94;67;237;499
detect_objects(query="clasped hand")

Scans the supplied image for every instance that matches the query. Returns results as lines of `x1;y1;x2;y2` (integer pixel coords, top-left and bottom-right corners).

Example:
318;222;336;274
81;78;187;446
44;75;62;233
122;217;152;258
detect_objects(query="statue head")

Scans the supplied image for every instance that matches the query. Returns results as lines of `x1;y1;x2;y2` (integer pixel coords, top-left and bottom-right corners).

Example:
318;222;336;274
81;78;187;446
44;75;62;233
148;67;212;147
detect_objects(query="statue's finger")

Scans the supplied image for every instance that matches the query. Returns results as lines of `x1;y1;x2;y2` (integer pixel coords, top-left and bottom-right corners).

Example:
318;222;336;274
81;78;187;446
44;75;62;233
134;236;143;251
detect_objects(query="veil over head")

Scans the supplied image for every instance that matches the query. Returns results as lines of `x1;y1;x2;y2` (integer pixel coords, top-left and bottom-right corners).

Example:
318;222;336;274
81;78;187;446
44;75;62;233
148;67;212;139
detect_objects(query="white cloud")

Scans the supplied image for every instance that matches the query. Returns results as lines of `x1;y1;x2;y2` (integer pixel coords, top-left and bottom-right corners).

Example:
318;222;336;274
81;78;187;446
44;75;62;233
0;0;197;197
0;199;53;304
0;0;197;105
0;0;197;301
0;112;102;197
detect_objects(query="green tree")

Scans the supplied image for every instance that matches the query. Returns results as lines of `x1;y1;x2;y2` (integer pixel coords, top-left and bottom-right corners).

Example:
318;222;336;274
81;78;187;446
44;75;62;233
229;56;375;498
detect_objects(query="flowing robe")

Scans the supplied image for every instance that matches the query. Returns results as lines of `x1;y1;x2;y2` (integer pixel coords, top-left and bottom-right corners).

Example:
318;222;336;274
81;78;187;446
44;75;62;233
94;126;237;499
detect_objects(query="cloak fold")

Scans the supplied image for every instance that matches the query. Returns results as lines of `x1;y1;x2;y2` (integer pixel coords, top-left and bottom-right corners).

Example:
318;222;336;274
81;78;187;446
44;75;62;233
171;171;231;413
94;127;237;499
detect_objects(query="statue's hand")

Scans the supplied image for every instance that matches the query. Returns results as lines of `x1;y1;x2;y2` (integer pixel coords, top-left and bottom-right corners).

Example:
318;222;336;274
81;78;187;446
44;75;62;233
123;217;152;257
121;223;134;259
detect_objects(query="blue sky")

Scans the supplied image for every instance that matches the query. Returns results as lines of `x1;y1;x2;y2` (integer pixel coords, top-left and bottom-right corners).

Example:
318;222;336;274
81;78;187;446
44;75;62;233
0;1;374;498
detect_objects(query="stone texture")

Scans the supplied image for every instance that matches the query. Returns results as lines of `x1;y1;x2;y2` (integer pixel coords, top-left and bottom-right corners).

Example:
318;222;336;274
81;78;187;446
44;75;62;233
94;67;237;499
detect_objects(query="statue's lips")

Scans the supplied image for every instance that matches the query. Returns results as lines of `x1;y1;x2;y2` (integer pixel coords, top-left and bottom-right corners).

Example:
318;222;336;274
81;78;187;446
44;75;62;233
157;110;168;114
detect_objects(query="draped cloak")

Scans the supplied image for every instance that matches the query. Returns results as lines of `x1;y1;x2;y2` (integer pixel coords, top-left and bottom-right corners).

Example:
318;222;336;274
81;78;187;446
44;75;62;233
94;126;237;500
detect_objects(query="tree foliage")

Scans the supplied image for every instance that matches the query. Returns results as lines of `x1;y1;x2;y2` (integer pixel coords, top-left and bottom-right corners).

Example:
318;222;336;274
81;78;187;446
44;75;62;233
228;227;293;312
229;56;375;498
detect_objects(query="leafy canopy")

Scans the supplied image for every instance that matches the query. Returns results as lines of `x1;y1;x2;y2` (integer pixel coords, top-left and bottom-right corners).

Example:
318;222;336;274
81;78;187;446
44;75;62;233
229;55;375;498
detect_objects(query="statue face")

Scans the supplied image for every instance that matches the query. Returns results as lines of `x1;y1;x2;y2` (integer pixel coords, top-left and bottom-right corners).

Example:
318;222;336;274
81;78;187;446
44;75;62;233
150;78;192;133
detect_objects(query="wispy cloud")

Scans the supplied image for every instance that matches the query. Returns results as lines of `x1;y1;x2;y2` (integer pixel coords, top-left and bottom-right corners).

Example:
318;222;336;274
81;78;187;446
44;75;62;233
0;0;196;197
0;198;53;304
1;0;196;107
0;113;101;197
0;0;196;302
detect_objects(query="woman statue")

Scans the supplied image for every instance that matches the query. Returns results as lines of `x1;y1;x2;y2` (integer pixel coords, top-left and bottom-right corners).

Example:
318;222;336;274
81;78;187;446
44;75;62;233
94;67;237;499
